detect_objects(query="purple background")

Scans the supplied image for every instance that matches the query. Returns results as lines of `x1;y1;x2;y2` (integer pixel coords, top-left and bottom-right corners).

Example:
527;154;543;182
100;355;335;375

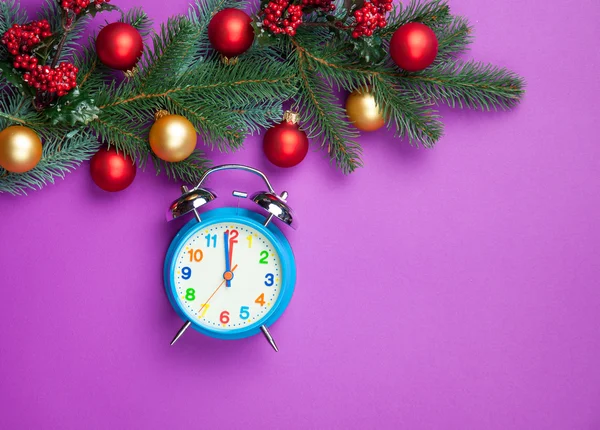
1;0;599;429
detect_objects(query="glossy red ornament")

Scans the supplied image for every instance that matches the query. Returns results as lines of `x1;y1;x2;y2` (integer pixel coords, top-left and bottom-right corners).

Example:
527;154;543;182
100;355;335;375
95;23;143;71
390;22;438;72
90;147;136;192
208;8;254;57
263;112;309;168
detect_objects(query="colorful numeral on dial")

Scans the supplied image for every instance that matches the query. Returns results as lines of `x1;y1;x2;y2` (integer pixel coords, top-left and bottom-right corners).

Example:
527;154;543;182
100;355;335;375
255;293;265;306
220;311;230;324
264;273;274;286
259;251;269;264
226;229;239;243
205;234;217;248
246;235;253;248
185;288;196;301
187;248;203;262
199;303;210;318
182;267;192;280
239;306;250;320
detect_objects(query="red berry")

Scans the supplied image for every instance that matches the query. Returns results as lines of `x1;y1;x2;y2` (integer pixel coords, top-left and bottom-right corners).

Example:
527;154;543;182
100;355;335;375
351;1;391;38
60;0;110;15
1;20;53;55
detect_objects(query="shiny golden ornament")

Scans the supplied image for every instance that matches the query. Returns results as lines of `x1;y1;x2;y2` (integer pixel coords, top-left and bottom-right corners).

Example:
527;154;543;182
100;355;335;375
0;125;43;173
345;89;385;132
149;114;197;162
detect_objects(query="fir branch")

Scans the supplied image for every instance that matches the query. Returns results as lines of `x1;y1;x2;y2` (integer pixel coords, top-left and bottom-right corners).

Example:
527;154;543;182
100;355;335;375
294;39;372;91
100;58;298;112
138;16;199;89
372;76;443;147
120;7;153;38
400;59;525;110
435;15;473;60
0;130;99;195
0;87;54;135
0;0;27;35
227;101;284;134
383;0;452;38
163;95;246;151
88;114;150;165
0;0;526;194
152;150;211;185
294;48;362;173
75;38;103;89
37;0;91;63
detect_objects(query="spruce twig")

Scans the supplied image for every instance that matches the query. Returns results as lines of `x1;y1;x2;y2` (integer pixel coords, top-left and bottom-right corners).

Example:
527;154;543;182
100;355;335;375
0;0;525;195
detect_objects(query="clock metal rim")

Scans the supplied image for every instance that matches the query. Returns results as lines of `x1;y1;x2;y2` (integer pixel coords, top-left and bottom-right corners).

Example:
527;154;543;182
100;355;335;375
163;207;296;340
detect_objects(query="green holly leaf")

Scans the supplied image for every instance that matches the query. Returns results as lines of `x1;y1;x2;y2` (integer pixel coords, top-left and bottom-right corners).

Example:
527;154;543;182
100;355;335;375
345;0;365;13
347;35;386;65
30;34;61;64
82;3;120;17
0;59;35;96
251;21;278;46
44;87;101;127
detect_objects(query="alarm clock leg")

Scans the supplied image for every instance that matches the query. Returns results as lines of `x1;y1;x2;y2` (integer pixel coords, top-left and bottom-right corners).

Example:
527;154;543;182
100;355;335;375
263;214;274;227
170;320;191;346
260;325;279;352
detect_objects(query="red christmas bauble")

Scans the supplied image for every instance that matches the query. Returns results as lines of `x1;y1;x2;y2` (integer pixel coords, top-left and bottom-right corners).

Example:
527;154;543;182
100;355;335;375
263;112;309;168
90;147;136;192
207;8;254;58
95;23;143;71
390;22;438;72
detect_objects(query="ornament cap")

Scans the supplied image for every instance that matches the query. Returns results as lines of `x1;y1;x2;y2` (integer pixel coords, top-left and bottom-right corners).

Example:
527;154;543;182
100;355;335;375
123;65;139;79
220;55;239;65
154;110;170;121
283;111;300;125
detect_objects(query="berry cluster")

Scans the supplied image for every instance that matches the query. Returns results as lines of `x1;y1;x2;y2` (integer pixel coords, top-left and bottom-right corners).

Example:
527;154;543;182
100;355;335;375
301;0;336;12
352;0;393;38
23;63;79;97
0;20;52;56
60;0;110;15
262;0;303;36
13;54;39;71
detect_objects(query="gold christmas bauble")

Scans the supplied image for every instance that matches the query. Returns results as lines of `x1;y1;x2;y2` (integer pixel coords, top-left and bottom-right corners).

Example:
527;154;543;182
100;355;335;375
345;89;385;132
0;125;43;173
149;113;197;162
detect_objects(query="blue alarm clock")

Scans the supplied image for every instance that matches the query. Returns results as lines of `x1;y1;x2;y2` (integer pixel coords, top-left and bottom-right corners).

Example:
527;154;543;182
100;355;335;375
164;164;297;351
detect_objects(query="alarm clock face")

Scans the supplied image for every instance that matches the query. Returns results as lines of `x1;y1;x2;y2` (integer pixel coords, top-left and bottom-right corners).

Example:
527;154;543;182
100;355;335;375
169;219;286;335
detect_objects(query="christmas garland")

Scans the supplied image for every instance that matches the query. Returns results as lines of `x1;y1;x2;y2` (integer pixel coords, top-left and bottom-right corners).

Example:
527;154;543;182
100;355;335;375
0;0;524;195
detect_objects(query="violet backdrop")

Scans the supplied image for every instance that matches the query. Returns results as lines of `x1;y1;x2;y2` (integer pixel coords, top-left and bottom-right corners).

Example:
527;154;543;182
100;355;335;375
1;0;599;429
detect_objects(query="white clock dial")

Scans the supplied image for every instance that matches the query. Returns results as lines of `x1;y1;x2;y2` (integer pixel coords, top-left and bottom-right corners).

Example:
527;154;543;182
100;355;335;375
172;222;282;330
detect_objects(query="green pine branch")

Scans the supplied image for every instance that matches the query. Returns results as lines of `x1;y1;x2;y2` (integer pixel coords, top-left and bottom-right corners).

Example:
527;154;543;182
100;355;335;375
0;0;27;36
152;149;211;185
1;0;525;195
435;15;473;61
120;7;154;38
372;76;443;146
400;59;525;110
138;16;200;90
383;0;452;37
0;129;99;195
36;0;91;63
293;47;363;173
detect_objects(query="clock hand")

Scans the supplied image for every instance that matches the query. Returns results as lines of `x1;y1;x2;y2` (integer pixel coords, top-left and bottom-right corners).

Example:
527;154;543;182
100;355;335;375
224;231;232;287
170;264;238;346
